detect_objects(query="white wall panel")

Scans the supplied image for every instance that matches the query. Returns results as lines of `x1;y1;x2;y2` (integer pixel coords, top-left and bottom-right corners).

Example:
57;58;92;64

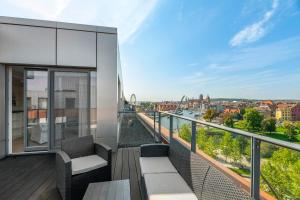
57;29;96;67
96;33;118;151
0;24;56;65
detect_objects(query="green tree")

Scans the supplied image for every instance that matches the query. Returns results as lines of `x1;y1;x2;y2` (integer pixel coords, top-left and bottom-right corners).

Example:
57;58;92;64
204;137;218;158
234;120;247;130
220;132;233;161
236;135;248;154
261;118;276;134
230;138;242;164
223;113;234;128
283;121;297;140
261;148;300;199
197;128;207;150
243;108;263;131
295;122;300;134
179;124;191;142
240;108;246;116
203;109;216;122
244;141;251;162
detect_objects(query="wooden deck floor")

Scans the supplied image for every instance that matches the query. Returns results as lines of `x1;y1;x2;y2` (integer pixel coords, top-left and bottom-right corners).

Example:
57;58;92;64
0;154;60;200
0;148;144;200
112;147;144;200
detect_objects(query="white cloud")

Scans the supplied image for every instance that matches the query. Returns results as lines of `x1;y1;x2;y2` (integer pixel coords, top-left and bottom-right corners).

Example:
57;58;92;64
214;36;300;71
90;0;159;44
4;0;159;44
230;0;279;47
182;36;300;95
9;0;71;20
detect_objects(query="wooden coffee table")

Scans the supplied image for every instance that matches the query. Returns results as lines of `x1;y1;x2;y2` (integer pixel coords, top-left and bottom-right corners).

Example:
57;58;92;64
83;179;131;200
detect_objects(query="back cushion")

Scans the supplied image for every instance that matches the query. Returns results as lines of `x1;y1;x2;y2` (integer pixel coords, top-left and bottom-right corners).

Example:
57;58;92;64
169;138;210;199
201;167;251;200
61;135;94;159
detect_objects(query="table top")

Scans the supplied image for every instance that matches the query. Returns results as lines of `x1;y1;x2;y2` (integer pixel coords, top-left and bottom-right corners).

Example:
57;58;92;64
83;179;131;200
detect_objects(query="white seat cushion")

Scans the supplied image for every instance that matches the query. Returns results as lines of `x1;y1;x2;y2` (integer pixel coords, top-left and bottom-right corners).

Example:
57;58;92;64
144;173;198;200
71;155;107;175
139;157;177;176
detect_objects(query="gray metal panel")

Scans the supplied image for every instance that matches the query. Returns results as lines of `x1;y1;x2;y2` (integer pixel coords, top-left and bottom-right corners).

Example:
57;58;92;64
57;22;97;32
96;26;117;34
0;64;5;158
57;29;96;67
96;33;118;151
0;24;56;65
0;16;57;28
0;16;117;34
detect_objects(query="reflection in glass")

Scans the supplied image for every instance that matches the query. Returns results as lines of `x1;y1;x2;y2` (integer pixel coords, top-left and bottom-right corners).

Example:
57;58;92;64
26;70;48;148
11;68;24;153
90;72;97;137
54;72;89;147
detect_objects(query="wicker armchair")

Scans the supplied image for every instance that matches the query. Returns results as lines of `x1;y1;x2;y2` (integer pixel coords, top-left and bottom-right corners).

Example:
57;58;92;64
56;135;112;200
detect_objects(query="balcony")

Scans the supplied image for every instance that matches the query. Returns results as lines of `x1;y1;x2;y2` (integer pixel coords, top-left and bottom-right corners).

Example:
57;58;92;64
1;111;299;200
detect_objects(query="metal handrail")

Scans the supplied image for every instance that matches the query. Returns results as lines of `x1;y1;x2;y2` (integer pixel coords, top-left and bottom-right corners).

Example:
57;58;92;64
119;110;300;151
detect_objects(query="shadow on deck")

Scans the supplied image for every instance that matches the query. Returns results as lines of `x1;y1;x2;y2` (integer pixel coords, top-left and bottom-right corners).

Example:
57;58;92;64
118;113;154;148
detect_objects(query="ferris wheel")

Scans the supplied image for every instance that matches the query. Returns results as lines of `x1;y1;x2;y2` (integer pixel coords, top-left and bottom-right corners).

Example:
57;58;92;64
130;94;136;105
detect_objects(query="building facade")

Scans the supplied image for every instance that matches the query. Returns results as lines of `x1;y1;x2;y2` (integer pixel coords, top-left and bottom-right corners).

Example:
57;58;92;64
155;102;177;111
0;16;123;158
291;104;300;121
276;103;294;121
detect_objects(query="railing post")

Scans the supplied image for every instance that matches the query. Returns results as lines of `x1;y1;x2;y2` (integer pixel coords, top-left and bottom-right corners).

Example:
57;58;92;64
169;115;173;139
158;112;161;140
191;121;197;152
153;111;157;142
251;137;261;200
153;111;156;132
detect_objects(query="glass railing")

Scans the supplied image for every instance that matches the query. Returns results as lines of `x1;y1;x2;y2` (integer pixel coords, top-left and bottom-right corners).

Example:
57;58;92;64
118;111;156;147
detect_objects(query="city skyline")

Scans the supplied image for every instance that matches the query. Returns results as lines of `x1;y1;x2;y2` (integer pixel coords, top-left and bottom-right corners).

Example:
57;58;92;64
1;0;300;101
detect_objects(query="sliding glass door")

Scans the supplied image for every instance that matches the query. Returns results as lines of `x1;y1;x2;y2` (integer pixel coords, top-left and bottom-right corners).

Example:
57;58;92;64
52;71;90;148
24;70;49;151
9;67;92;153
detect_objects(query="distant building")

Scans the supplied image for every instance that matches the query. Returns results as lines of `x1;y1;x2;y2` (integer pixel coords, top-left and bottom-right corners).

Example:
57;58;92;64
224;108;240;115
255;105;272;118
260;100;276;116
210;104;224;113
291;104;300;121
155;102;177;111
187;99;201;109
205;95;211;104
276;103;295;121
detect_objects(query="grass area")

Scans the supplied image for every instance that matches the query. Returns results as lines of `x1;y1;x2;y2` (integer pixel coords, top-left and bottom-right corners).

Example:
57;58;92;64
205;127;227;135
228;167;250;177
232;121;300;143
263;132;293;142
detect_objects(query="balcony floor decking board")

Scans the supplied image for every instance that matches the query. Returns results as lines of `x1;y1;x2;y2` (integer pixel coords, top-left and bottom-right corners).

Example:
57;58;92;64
0;147;143;200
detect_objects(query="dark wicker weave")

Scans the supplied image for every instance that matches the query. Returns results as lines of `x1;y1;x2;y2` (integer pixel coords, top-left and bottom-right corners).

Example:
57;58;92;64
56;135;112;200
140;139;251;200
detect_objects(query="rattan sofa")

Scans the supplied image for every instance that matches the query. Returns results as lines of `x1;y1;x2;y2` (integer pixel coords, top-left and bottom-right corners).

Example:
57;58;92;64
56;135;112;200
140;138;251;200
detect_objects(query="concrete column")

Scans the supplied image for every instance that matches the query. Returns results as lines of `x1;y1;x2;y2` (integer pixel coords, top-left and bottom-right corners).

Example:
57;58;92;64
96;33;118;151
0;64;6;159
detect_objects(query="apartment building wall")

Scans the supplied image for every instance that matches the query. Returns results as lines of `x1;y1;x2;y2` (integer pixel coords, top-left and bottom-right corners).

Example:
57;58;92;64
276;108;292;121
291;105;300;121
0;16;120;153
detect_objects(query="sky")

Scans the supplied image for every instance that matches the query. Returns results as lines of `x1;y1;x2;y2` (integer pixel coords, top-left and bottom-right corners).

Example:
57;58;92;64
0;0;300;101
